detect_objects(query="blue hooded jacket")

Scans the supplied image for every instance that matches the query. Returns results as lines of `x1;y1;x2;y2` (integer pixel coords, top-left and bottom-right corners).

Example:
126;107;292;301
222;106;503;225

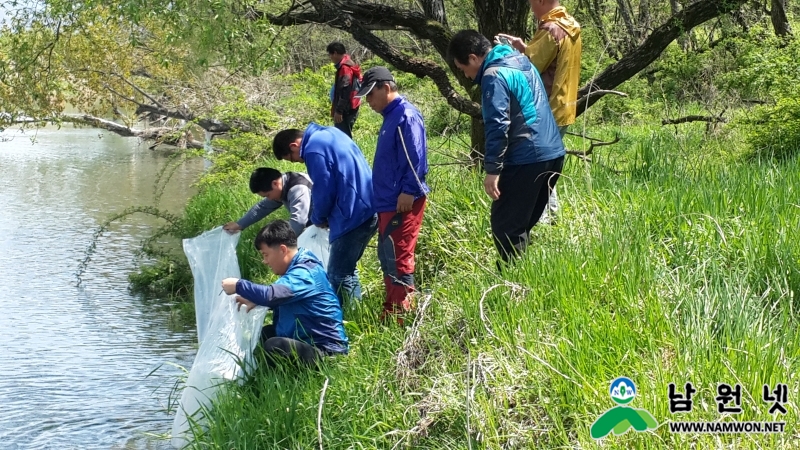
300;122;375;242
373;96;430;213
475;45;565;175
234;248;348;354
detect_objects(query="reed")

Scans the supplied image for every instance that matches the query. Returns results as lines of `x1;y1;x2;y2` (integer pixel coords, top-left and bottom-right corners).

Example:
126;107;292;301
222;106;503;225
177;124;800;448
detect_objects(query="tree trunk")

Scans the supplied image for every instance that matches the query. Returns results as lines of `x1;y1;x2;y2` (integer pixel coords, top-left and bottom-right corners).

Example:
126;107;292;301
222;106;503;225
670;0;692;51
616;0;639;48
469;0;529;159
466;86;485;163
418;0;447;25
770;0;792;38
470;117;485;166
473;0;529;46
638;0;651;37
580;0;621;59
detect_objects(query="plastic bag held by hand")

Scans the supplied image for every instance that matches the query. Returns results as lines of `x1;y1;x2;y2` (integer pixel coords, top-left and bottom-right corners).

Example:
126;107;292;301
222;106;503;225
297;225;331;270
172;227;268;449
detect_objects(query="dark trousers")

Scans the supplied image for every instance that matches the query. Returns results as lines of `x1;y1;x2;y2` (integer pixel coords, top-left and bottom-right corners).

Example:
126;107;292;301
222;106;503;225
333;109;359;138
260;324;322;368
327;214;378;306
491;156;565;262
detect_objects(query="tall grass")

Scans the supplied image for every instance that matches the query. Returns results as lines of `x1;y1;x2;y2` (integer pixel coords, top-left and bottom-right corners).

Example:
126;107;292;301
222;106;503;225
177;123;799;448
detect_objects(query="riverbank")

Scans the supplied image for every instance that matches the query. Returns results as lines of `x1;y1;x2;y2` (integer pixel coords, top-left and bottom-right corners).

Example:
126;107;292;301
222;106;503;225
158;105;800;448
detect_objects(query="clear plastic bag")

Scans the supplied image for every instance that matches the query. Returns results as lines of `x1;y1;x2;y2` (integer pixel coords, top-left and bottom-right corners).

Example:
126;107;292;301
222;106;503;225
297;225;331;270
182;226;241;344
172;227;268;448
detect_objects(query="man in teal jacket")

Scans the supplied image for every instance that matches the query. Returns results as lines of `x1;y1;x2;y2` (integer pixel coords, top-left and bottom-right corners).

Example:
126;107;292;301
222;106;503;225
448;30;565;263
273;124;378;306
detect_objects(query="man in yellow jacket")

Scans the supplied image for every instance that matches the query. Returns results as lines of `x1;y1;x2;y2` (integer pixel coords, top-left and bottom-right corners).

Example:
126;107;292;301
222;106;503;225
497;0;581;224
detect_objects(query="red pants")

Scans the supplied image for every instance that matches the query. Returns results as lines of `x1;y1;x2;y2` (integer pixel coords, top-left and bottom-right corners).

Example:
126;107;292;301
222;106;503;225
377;197;426;313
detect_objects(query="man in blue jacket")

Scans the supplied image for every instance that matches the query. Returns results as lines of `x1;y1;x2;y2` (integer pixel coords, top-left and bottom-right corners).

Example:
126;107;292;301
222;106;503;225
221;220;348;367
356;66;429;323
448;30;565;263
273;124;378;306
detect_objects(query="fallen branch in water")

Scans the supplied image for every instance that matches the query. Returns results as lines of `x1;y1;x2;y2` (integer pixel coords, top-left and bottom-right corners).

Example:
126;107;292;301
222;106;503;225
5;114;205;149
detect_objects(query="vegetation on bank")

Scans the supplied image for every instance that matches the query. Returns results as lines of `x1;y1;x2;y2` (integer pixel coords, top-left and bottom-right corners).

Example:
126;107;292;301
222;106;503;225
169;128;800;449
119;57;800;447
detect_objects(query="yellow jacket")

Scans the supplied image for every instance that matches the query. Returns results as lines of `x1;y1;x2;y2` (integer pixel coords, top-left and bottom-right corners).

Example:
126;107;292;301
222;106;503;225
524;7;582;127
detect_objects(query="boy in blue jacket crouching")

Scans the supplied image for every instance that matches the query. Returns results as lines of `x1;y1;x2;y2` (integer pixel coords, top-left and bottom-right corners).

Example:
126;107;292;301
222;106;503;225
221;220;348;367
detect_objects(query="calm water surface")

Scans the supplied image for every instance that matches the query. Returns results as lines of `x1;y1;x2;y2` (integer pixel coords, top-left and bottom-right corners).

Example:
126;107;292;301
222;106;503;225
0;126;204;449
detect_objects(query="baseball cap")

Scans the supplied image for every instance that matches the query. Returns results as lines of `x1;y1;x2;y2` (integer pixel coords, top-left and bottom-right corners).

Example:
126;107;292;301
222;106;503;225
355;66;396;98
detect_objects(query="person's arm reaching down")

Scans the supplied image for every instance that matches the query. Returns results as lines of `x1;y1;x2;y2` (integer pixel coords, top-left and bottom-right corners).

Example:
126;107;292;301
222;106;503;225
231;198;282;231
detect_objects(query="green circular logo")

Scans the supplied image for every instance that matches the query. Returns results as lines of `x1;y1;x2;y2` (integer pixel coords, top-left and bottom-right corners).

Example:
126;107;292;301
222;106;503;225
609;377;636;404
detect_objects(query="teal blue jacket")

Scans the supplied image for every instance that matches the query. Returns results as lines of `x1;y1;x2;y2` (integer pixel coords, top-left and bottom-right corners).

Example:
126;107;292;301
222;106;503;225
235;248;348;354
475;45;565;175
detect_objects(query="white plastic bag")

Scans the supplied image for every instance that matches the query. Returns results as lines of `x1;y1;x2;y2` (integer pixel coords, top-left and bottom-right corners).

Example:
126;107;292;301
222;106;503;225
182;226;241;344
172;227;268;449
297;225;331;270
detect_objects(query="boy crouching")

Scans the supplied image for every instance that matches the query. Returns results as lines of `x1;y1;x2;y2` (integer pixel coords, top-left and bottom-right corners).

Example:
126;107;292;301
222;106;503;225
221;220;348;367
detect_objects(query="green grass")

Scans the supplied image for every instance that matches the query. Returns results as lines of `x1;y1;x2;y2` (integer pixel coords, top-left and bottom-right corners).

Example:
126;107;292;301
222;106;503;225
171;121;800;448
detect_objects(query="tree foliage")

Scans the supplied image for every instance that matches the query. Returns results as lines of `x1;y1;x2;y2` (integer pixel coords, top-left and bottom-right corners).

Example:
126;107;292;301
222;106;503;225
0;0;792;156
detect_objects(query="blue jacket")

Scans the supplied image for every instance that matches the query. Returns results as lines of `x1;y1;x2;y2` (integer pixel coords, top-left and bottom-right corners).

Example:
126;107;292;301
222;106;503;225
234;248;348;354
475;45;565;175
373;96;430;213
300;122;375;242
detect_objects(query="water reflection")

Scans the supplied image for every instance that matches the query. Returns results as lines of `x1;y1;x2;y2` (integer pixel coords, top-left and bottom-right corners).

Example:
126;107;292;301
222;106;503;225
0;125;203;448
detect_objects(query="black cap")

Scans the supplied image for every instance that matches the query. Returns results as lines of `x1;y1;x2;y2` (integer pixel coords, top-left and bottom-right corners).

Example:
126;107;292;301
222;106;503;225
355;66;395;98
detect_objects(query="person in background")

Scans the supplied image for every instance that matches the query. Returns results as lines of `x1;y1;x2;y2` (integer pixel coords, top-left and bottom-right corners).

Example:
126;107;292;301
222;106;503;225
327;41;362;138
221;220;348;368
272;125;377;307
448;30;565;264
496;0;581;224
223;167;312;237
356;66;429;324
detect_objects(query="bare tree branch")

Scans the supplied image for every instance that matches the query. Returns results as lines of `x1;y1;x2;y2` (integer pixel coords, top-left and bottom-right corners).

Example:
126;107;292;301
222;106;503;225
565;134;620;156
662;115;727;125
268;0;481;117
575;88;629;111
576;0;749;115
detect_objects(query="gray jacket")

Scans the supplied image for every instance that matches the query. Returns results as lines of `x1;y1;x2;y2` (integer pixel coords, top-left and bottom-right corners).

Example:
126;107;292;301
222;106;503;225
236;172;312;236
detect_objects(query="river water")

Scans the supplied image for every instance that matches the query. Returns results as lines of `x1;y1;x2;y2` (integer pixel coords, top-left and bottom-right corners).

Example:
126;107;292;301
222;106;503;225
0;126;204;449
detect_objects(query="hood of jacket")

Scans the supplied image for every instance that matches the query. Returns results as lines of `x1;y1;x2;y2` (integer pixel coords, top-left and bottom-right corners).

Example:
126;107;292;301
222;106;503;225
299;122;323;159
474;44;533;86
539;6;580;38
291;247;323;270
